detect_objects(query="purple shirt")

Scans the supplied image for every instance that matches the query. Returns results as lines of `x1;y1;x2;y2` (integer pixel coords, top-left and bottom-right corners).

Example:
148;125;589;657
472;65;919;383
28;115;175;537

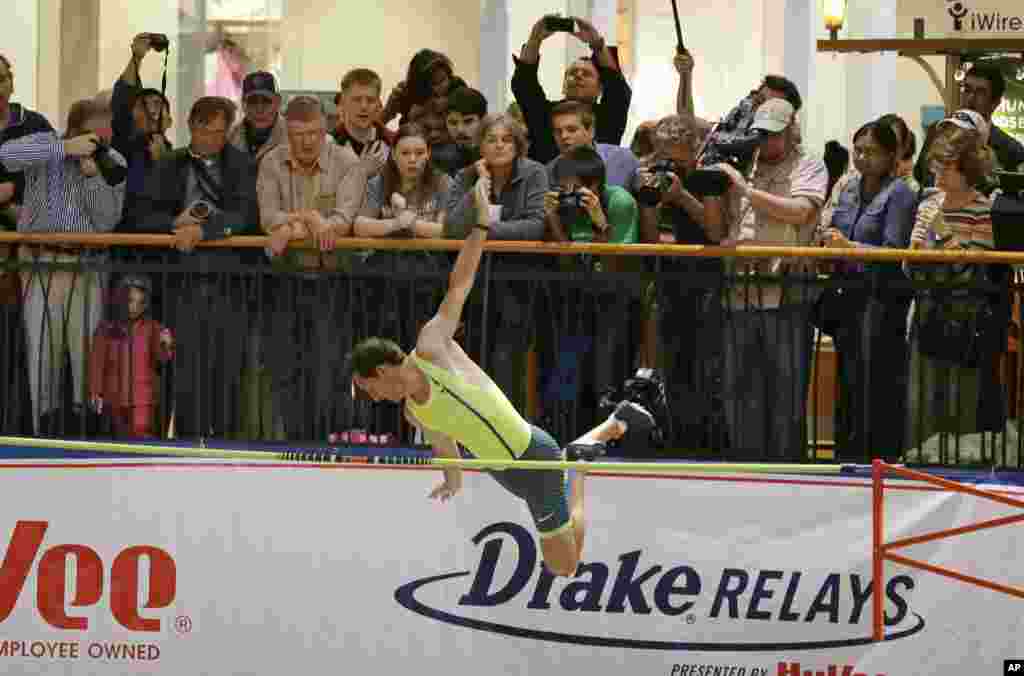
546;143;641;190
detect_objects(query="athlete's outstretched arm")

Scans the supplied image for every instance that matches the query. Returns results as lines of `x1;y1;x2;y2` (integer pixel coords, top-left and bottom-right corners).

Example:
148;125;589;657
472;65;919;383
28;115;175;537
407;407;463;500
420;169;492;345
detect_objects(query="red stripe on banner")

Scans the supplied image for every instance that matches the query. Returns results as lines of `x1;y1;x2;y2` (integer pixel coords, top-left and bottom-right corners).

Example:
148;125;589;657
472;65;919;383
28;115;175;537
0;462;1021;496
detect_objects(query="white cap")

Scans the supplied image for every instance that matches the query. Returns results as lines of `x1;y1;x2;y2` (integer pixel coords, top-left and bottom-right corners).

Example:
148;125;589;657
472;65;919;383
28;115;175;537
751;99;795;134
938;109;991;145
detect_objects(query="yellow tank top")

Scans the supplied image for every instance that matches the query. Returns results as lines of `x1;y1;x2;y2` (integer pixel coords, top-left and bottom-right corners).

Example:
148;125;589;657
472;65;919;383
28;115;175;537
406;352;532;460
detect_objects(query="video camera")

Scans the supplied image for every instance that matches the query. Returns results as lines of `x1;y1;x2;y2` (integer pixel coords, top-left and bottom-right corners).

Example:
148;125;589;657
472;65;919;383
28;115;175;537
690;90;766;197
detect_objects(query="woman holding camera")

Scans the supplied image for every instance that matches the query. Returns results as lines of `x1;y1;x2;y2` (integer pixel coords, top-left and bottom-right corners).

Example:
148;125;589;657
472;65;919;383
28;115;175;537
903;112;1006;457
635;115;724;246
819;119;917;461
635;115;725;450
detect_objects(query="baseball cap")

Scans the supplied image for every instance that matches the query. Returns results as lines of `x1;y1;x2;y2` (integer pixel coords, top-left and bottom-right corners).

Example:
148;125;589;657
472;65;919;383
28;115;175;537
242;71;278;100
938;109;990;145
751;98;795;134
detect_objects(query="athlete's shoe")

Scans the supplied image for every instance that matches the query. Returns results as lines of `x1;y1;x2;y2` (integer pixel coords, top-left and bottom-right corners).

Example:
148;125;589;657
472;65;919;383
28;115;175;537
613;401;657;454
565;441;608;462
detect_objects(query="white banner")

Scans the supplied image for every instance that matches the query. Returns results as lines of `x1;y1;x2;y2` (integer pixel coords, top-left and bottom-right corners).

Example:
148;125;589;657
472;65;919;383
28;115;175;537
899;0;1024;36
0;459;1021;675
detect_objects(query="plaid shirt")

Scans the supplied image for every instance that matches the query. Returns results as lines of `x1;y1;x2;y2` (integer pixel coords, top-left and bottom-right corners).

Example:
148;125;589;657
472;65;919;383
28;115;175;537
0;132;126;234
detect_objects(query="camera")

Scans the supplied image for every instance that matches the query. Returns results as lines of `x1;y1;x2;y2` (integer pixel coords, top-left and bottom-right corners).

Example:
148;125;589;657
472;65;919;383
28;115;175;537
544;16;575;33
90;140;127;187
146;33;169;52
636;159;681;207
686;168;732;197
556;189;585;223
188;200;213;220
694;91;765;196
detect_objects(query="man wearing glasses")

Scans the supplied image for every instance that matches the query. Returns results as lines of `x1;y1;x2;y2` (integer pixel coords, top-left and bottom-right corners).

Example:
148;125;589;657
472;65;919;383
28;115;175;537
959;64;1024;174
917;66;1024;190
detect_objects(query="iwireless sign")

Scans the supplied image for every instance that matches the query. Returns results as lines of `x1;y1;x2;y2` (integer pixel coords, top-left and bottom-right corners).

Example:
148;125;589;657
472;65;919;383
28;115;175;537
395;522;926;651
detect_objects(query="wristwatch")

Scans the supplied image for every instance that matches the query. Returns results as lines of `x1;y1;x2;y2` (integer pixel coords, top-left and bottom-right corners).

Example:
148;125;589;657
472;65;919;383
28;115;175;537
590;36;606;52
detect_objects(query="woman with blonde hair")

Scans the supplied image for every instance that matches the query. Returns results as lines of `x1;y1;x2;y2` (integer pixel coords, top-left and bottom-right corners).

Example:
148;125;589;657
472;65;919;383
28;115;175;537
905;110;1007;457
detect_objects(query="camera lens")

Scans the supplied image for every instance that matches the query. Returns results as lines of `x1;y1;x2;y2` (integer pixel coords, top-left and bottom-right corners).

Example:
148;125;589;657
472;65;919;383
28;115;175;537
636;184;661;207
91;143;128;187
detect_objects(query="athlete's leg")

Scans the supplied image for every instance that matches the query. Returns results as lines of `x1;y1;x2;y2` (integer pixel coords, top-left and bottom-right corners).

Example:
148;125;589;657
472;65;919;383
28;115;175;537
569;415;626;446
569;467;585;560
539;402;657;576
565;401;656;459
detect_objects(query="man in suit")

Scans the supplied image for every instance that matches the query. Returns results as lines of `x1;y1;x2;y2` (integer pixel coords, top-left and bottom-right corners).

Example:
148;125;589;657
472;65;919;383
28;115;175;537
132;96;260;439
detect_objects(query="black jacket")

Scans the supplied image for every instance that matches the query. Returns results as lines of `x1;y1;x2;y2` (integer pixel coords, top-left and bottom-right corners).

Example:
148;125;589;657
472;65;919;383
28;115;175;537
111;78;172;231
990;125;1024;174
0;104;54;205
511;55;632;164
132;144;260;265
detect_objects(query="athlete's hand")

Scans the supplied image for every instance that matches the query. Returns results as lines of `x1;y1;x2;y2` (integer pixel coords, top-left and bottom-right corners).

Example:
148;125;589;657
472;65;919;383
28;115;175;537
429;469;462;502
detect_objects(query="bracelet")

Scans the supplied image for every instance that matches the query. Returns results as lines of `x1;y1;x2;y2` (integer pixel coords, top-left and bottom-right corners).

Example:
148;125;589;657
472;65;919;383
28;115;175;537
473;224;490;232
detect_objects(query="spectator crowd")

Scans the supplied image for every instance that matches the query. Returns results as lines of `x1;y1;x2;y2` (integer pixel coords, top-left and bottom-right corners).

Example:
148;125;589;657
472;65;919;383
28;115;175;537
1;19;1023;464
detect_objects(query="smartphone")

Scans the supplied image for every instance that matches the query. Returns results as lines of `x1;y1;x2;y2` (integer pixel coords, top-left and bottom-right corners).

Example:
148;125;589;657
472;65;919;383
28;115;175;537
544;16;575;33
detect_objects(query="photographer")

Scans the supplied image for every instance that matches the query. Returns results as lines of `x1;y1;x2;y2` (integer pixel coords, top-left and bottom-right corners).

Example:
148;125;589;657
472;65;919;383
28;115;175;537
635;115;724;245
545;145;638;251
0;99;126;434
512;14;632;164
112;33;172;232
710;97;828;461
545;145;638;425
633;115;726;449
674;51;802;154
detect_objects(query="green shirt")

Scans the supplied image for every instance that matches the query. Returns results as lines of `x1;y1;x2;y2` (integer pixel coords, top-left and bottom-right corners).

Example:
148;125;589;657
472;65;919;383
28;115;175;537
406;352;533;460
565;184;639;244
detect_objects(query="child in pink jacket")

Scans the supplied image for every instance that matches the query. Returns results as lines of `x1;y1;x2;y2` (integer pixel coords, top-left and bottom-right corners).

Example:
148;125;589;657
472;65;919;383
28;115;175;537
89;275;174;438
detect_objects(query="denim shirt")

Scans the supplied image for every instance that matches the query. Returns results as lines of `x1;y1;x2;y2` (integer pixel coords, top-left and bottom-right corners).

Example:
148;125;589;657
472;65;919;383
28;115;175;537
830;174;916;266
828;174;916;281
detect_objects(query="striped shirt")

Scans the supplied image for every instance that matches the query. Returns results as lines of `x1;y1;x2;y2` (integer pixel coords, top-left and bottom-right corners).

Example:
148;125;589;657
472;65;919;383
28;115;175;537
911;188;993;250
0;132;126;234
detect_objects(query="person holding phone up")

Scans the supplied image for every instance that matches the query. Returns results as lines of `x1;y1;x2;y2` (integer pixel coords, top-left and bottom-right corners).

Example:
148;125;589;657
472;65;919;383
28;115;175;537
512;13;633;164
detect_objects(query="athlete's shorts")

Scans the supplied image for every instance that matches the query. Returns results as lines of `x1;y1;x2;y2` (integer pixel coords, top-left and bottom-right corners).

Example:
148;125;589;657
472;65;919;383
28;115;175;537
487;425;571;538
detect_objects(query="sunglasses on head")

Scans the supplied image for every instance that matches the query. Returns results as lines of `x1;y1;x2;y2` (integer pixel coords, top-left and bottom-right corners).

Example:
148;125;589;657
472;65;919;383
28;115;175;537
951;111;979;130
